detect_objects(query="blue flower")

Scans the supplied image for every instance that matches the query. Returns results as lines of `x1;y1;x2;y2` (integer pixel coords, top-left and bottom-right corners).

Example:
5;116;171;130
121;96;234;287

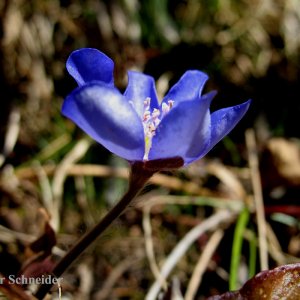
62;48;250;166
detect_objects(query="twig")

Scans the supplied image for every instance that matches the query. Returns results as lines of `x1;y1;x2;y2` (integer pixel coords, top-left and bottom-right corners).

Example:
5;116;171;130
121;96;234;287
92;256;143;300
145;209;238;300
243;229;299;265
246;129;268;270
35;133;72;162
206;162;246;199
139;195;244;212
0;107;20;167
15;163;213;196
33;161;54;217
266;223;286;265
51;138;91;231
143;205;168;291
76;261;94;298
184;229;224;300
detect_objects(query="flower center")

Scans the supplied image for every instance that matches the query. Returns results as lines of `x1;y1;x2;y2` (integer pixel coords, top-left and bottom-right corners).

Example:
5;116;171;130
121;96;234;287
142;98;174;160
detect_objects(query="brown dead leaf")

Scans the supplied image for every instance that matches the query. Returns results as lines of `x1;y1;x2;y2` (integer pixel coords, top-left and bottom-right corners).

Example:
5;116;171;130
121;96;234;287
261;138;300;188
208;263;300;300
19;211;57;280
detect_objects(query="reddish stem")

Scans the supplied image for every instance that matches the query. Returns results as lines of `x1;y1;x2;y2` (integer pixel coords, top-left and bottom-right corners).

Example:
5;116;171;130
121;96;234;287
35;162;155;299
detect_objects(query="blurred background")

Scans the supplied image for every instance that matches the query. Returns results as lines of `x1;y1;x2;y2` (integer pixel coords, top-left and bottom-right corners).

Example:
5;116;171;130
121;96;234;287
0;0;300;299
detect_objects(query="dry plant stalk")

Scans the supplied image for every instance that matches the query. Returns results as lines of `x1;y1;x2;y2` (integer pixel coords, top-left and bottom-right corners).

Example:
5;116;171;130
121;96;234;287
246;129;268;270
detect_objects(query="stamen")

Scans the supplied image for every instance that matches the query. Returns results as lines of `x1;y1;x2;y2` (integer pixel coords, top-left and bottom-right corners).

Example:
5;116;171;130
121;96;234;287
142;98;174;160
161;100;174;118
144;97;151;110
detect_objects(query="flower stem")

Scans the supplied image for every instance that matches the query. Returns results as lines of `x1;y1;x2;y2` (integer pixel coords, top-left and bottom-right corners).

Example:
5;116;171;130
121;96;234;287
35;162;155;299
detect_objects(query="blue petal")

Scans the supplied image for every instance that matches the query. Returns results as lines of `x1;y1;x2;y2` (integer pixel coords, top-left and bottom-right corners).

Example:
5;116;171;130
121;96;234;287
62;83;145;161
162;70;209;106
198;99;251;159
66;48;114;86
123;71;159;117
148;92;213;163
183;91;217;164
